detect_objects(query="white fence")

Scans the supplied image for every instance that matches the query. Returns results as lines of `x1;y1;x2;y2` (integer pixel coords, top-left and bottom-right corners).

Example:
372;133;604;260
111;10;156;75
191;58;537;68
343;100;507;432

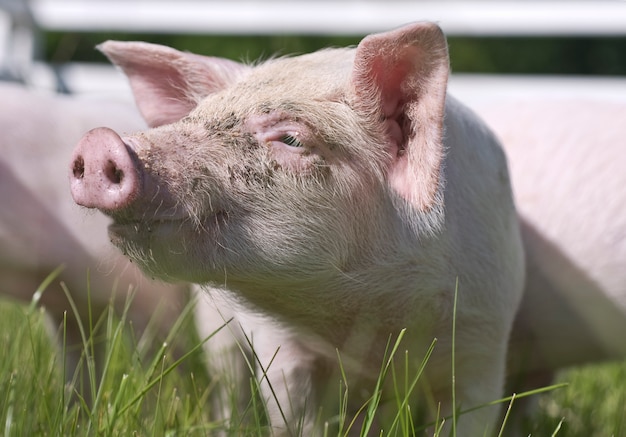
2;0;626;98
29;0;626;37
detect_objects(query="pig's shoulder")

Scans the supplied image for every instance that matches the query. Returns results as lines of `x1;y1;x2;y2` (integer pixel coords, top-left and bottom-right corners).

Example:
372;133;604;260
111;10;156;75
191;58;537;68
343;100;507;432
444;94;504;154
442;94;511;195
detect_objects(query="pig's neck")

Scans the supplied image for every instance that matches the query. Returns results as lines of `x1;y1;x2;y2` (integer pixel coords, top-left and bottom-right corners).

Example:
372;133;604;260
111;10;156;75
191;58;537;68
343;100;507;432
216;229;454;351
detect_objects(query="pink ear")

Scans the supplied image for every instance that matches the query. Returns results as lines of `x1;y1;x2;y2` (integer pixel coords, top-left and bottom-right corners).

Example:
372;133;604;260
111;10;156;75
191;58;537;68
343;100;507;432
352;22;449;212
98;41;249;127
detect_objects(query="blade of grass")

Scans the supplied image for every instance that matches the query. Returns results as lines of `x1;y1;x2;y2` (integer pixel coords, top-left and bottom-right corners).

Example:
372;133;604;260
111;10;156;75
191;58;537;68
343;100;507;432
60;279;98;412
451;278;459;437
551;417;564;436
27;265;65;312
387;338;437;435
4;372;15;437
359;328;407;435
497;393;516;437
104;373;130;437
247;339;289;433
417;382;569;433
95;298;129;434
334;350;349;436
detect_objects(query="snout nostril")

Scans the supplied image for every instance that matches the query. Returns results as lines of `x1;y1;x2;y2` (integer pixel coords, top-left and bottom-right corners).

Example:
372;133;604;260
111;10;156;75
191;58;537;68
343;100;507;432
72;156;85;179
105;159;124;184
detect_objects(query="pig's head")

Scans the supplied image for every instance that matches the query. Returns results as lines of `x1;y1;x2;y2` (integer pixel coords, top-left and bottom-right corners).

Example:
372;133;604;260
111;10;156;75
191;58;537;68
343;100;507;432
69;22;449;291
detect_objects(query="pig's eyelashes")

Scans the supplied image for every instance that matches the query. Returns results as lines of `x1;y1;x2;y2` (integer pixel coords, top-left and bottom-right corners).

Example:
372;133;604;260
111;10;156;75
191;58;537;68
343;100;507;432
280;134;304;148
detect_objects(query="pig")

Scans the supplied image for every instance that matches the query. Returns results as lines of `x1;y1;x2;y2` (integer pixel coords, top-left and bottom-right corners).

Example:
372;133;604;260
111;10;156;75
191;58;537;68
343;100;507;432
0;82;188;399
69;22;525;435
467;98;626;379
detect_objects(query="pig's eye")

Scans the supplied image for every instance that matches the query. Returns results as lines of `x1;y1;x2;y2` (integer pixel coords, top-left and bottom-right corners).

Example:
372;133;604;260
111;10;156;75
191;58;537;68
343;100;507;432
280;134;304;148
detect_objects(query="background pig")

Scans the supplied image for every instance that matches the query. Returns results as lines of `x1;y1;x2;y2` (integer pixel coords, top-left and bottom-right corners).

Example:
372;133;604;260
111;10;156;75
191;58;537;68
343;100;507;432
69;23;525;435
467;98;626;380
0;82;187;399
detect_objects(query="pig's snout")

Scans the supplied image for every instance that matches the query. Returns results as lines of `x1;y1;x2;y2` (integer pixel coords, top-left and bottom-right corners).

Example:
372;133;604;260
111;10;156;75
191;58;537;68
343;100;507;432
70;127;140;211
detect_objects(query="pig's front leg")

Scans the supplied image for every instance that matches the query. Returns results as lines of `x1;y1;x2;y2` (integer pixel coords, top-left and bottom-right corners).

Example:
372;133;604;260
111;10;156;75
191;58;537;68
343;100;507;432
248;323;323;436
449;341;509;436
393;319;509;436
196;291;320;436
194;288;254;430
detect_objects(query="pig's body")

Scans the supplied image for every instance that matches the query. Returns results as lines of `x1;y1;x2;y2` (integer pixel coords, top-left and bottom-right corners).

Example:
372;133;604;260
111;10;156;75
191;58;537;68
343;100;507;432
470;98;626;375
191;95;525;436
0;82;187;395
70;23;525;435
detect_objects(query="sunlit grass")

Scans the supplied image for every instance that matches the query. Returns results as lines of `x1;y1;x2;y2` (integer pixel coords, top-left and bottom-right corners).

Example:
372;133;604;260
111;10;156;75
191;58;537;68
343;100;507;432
0;283;217;436
0;278;624;436
525;362;626;437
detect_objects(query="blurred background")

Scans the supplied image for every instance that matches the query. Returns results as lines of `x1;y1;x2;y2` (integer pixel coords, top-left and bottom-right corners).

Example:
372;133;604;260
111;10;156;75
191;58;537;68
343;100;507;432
2;0;626;97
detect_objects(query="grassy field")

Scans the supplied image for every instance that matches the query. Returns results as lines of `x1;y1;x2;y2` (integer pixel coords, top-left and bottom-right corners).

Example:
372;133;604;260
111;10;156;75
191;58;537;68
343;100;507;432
0;292;624;436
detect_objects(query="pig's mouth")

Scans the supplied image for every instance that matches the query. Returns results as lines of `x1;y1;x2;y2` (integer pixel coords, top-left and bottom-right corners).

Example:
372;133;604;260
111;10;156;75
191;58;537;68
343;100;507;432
107;210;226;243
106;212;229;281
109;218;180;234
108;218;194;259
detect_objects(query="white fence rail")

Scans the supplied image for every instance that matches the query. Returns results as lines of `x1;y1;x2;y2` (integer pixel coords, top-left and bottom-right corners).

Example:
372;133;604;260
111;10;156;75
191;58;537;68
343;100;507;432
2;0;626;97
29;0;626;37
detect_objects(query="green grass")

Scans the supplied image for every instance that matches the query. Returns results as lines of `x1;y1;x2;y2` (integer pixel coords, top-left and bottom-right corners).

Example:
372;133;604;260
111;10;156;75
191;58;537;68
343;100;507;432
524;364;626;437
0;287;624;436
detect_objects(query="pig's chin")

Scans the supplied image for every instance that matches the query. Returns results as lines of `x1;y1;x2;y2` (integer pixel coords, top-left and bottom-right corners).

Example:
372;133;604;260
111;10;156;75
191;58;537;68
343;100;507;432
107;218;214;282
108;218;183;244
